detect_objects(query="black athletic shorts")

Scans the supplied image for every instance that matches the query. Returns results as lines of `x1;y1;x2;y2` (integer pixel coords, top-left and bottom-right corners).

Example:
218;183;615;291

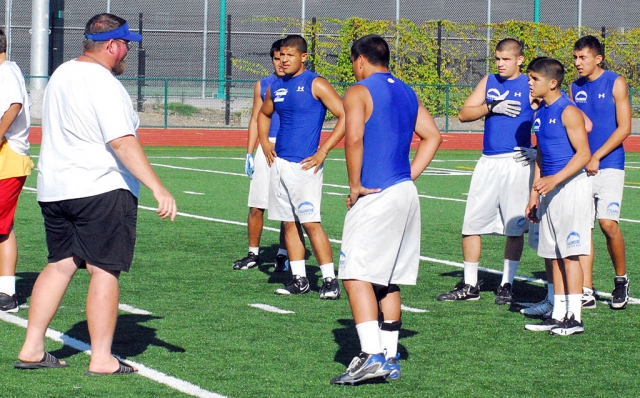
39;189;138;272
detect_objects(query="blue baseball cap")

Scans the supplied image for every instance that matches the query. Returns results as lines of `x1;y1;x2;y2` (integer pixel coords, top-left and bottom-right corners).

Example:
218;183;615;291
84;22;142;42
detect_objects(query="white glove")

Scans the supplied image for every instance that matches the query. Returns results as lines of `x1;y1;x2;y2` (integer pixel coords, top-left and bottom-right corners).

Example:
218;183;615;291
514;146;537;166
245;153;254;178
488;99;522;117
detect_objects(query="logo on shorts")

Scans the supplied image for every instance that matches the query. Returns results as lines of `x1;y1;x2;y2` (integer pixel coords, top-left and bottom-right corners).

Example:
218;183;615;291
339;251;346;268
606;202;621;216
566;231;581;248
533;118;541;132
273;88;288;102
486;88;502;101
574;90;588;103
516;217;527;229
298;201;315;216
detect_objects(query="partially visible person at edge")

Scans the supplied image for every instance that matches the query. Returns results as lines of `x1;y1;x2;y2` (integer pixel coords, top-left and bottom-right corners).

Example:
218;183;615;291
330;34;442;385
233;39;295;273
15;13;177;375
0;28;34;314
257;34;345;300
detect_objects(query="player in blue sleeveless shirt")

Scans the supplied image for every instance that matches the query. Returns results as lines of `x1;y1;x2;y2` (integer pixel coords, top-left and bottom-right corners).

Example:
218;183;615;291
524;57;591;336
569;36;632;310
233;39;291;272
257;35;346;299
438;39;538;305
330;34;442;386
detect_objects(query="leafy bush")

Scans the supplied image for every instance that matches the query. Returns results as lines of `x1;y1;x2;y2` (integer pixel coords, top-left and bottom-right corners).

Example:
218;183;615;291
167;102;200;117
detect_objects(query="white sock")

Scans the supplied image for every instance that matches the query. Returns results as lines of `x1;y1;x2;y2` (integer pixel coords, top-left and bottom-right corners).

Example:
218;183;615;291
567;294;582;322
289;260;306;278
500;259;520;286
380;323;399;359
463;261;479;287
356;320;382;354
547;284;554;304
248;247;259;256
551;295;567;320
320;263;335;279
0;276;16;296
277;248;288;257
583;286;594;295
617;273;628;279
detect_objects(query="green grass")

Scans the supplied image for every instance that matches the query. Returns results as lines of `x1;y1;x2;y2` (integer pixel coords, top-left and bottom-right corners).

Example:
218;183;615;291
166;102;200;117
3;146;640;397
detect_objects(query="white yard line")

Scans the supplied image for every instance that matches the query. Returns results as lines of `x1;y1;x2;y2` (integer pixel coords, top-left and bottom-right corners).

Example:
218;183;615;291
249;304;295;314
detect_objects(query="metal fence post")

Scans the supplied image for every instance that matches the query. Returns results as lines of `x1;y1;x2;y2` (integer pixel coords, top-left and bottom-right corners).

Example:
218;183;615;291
164;78;168;129
445;84;450;133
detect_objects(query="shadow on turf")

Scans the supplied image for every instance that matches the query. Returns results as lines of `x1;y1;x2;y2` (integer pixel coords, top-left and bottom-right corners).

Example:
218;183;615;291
48;314;185;361
15;272;40;307
258;244;325;292
331;319;417;368
439;269;548;313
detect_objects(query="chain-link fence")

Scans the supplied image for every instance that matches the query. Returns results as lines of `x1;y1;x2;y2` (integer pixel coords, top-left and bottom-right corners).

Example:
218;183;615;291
4;1;640;132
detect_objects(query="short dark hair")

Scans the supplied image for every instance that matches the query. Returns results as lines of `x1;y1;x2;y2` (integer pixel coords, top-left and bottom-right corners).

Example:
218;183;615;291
495;38;524;57
574;35;603;57
0;29;6;54
270;39;283;58
350;34;390;68
280;35;307;54
83;13;126;51
527;56;565;86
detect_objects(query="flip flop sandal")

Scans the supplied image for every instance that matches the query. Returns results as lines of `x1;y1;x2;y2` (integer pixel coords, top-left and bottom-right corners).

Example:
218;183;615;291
85;357;138;376
14;352;69;369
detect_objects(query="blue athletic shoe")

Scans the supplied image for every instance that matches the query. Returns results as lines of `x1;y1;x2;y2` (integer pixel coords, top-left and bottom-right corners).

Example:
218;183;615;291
330;352;390;385
381;353;401;380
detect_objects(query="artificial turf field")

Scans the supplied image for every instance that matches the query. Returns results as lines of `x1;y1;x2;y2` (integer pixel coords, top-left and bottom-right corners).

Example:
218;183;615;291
2;145;640;397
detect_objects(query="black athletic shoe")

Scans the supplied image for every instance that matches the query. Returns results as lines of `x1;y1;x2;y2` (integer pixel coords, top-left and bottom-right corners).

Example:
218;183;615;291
330;352;390;385
0;292;18;313
549;313;584;336
274;275;310;295
274;254;289;272
611;276;630;310
319;277;341;300
437;280;481;301
232;252;260;270
525;317;563;332
495;283;514;305
581;287;597;309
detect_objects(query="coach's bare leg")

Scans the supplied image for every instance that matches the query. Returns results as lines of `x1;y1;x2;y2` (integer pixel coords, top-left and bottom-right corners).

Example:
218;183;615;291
462;235;481;262
85;264;136;373
247;207;265;248
504;235;524;261
343;280;378;324
284;221;306;261
579;233;595;289
302;222;333;265
599;219;626;276
0;230;17;277
17;257;78;363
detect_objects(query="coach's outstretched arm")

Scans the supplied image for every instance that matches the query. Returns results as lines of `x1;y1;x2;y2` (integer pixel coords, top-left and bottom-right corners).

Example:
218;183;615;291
110;135;177;221
411;104;442;180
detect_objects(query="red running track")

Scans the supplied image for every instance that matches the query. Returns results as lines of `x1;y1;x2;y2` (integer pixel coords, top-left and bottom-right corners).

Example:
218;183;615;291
27;127;640;152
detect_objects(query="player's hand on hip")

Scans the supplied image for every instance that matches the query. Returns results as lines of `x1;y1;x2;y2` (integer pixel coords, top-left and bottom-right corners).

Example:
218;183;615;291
301;152;325;173
346;186;381;209
513;146;537;166
153;187;177;221
263;143;276;166
245;153;255;178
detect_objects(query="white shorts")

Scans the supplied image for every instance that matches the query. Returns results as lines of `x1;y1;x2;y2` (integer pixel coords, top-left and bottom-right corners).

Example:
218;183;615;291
338;181;420;286
247;143;272;209
589;168;624;223
462;153;533;236
268;157;323;223
537;172;592;259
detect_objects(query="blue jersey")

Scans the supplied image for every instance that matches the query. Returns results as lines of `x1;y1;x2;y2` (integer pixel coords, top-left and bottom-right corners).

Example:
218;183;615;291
259;74;280;139
358;72;418;191
534;95;576;177
484;73;534;155
270;70;327;162
571;70;624;170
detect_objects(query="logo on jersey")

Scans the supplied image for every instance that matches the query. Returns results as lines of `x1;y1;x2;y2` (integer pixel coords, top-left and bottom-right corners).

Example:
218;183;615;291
298;201;315;216
296;86;305;92
574;90;588;103
533;118;541;132
339;251;346;268
598;93;606;98
606;202;621;216
514;92;522;97
566;231;581;248
387;77;395;83
549;118;557;124
486;88;502;101
273;88;288;102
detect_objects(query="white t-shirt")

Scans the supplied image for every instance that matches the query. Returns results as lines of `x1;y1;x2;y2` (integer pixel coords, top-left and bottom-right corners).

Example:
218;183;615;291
37;59;141;201
0;61;31;155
